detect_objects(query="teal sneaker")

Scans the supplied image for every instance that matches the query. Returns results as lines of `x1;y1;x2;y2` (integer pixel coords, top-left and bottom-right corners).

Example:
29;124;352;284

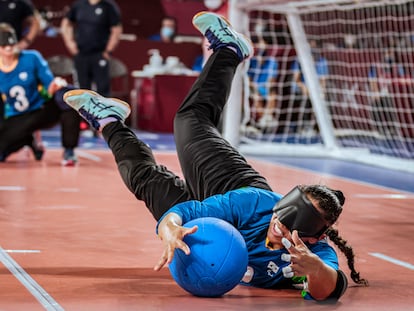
192;11;253;61
63;89;131;131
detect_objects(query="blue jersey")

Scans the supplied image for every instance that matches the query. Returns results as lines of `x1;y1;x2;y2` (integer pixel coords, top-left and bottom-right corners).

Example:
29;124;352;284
157;187;338;290
0;50;54;118
248;55;279;98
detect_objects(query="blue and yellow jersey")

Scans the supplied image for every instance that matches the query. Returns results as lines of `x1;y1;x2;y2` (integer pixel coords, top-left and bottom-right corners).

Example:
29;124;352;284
0;50;54;118
157;187;339;297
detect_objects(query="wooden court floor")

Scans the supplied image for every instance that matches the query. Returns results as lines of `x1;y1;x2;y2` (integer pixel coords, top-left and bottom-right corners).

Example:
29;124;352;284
0;148;413;311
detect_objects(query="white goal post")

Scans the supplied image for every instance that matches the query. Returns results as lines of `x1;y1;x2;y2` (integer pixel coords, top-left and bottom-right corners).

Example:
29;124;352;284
224;0;414;173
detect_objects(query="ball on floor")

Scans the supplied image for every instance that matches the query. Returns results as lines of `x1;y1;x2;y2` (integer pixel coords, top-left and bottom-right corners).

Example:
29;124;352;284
168;217;248;297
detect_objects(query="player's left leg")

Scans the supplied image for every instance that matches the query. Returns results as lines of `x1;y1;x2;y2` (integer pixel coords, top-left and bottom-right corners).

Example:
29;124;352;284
173;12;272;200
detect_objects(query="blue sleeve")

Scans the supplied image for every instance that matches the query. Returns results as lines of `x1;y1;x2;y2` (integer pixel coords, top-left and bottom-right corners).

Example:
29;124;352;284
32;51;54;89
272;59;279;77
291;59;300;71
148;34;161;41
156;187;279;233
265;59;278;78
192;55;204;72
316;58;329;76
397;64;405;77
368;65;376;78
308;239;339;270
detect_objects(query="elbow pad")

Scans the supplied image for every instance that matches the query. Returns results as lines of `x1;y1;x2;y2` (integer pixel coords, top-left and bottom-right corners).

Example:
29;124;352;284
328;269;348;300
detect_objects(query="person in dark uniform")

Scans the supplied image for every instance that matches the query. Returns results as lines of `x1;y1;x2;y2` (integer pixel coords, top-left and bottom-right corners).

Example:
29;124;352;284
60;0;122;97
63;12;368;301
0;0;40;50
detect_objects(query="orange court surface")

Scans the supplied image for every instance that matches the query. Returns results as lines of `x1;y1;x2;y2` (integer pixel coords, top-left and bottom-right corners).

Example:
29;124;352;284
1;145;413;311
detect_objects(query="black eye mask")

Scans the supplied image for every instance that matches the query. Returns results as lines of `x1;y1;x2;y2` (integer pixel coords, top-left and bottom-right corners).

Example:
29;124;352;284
0;31;17;46
272;186;329;238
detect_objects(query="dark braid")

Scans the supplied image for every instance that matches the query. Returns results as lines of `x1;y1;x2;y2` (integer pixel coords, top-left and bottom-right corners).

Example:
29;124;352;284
326;227;369;286
300;185;369;286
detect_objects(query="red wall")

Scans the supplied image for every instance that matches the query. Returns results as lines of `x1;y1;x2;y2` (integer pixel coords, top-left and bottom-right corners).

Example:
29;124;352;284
33;0;206;37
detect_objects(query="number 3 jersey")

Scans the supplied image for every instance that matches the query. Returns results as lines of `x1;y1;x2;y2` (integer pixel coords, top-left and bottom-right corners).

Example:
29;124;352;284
0;50;54;118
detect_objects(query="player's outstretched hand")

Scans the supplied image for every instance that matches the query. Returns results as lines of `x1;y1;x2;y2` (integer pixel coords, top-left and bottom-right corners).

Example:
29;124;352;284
154;213;198;271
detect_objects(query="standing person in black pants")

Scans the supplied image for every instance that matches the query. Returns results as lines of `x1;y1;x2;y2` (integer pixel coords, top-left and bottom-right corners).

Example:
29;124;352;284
60;0;122;97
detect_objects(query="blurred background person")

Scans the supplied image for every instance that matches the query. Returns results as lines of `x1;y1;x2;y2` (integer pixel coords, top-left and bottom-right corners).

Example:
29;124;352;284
191;37;213;72
290;39;328;134
247;21;279;128
0;0;41;146
291;39;329;98
367;50;408;136
148;15;177;43
0;0;40;50
60;0;122;97
0;23;81;165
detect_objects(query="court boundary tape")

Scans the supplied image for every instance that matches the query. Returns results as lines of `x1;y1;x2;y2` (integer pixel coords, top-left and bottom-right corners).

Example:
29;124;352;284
369;252;414;270
0;246;64;310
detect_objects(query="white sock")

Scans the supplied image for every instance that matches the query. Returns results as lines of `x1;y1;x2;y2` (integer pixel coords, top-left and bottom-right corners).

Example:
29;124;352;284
226;46;238;55
98;117;118;131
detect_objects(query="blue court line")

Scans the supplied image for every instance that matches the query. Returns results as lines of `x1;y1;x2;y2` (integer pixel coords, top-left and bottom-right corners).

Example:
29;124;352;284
369;252;414;270
0;246;63;310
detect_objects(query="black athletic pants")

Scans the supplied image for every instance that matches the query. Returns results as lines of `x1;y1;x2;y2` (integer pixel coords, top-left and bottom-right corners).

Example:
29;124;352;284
103;49;272;221
74;52;111;97
0;87;81;158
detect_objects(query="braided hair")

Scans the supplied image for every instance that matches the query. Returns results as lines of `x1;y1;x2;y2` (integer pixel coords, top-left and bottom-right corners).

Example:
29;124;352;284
299;185;369;286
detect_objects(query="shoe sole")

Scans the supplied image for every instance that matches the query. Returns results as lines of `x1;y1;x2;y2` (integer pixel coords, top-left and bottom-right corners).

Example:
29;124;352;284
63;89;131;116
192;11;231;29
62;159;77;167
192;11;253;60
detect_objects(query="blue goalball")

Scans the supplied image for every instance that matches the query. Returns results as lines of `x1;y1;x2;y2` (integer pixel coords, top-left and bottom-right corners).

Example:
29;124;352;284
168;217;249;297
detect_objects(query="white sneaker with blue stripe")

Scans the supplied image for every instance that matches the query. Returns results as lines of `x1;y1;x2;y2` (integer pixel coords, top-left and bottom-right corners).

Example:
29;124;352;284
63;89;131;131
192;11;253;61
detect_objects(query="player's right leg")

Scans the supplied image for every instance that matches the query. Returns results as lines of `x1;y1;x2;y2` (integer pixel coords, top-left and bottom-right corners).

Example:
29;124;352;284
64;90;192;220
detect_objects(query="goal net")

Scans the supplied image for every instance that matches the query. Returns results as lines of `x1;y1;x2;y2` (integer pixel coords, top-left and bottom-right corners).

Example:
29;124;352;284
225;0;414;173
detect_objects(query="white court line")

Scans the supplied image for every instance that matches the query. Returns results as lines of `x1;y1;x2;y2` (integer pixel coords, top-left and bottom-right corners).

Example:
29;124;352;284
5;249;41;253
0;246;64;310
0;186;25;191
354;193;413;199
369;252;414;270
75;149;102;162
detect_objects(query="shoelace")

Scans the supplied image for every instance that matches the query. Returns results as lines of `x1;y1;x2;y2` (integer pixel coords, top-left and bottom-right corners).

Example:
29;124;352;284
78;107;103;130
204;26;245;61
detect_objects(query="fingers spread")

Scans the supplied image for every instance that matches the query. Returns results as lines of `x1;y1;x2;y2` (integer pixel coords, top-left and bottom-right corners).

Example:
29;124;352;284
281;237;292;249
281;253;291;262
154;254;167;271
292;230;306;247
282;266;294;278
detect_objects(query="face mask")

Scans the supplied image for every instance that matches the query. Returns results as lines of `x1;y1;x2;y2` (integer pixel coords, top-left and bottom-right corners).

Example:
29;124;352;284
161;26;174;39
204;0;223;10
0;31;17;46
273;186;329;238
